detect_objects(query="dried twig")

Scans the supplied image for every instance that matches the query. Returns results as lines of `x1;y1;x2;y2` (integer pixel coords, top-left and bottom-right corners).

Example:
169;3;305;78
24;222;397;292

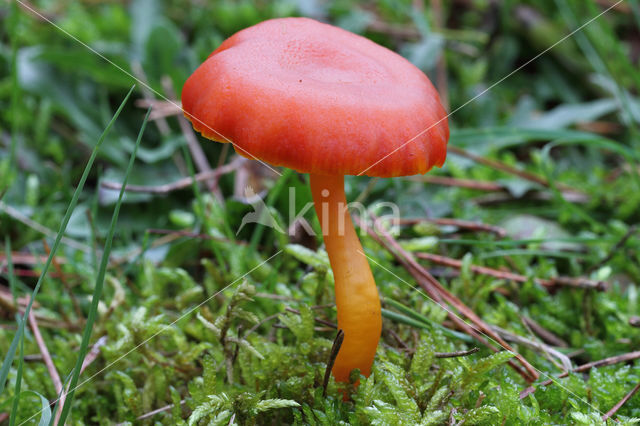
324;330;344;397
520;350;640;398
408;175;504;191
162;76;222;200
491;325;572;372
101;156;245;194
140;400;186;421
0;253;64;265
233;157;280;203
285;307;337;329
43;240;83;318
375;235;537;381
602;382;640;421
448;146;583;196
472;191;589;205
435;347;480;358
415;252;606;291
367;19;420;39
146;228;242;246
134;99;182;120
54;335;107;423
409;174;588;204
131;62;171;136
255;292;296;301
357;217;495;352
16;0;55;21
114;400;187;425
0;285;79;330
244;313;281;337
109;231;212;267
29;311;63;396
587;225;637;273
245;303;337;338
0;201;92;253
399;217;506;238
0;268;74;279
81;336;108;373
353;177;380;204
216;143;231;171
0;286;33;310
388;328;411;351
521;316;568;348
576;120;622;135
358;214;539;382
594;0;631;13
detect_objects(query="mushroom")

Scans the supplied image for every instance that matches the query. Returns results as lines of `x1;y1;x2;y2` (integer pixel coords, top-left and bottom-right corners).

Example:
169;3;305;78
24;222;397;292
182;18;448;383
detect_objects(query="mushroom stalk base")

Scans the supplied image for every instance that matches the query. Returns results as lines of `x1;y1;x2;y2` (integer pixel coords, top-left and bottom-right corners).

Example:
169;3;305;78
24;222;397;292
310;174;382;382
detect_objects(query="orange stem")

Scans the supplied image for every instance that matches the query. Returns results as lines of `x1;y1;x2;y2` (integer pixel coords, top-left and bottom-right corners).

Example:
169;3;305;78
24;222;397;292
310;173;382;381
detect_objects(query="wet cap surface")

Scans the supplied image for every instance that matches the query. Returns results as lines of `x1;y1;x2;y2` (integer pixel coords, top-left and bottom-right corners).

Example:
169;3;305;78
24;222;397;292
182;17;449;177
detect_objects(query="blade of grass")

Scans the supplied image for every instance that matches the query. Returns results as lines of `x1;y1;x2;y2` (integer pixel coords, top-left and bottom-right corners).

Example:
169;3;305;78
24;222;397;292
8;334;24;426
53;108;150;425
382;307;431;329
0;85;135;398
384;298;473;342
3;240;29;425
382;308;478;343
7;240;22;426
89;186;100;274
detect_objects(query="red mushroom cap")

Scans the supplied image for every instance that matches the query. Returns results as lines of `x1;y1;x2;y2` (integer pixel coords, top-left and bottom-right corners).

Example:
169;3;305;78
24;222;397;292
182;17;449;177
